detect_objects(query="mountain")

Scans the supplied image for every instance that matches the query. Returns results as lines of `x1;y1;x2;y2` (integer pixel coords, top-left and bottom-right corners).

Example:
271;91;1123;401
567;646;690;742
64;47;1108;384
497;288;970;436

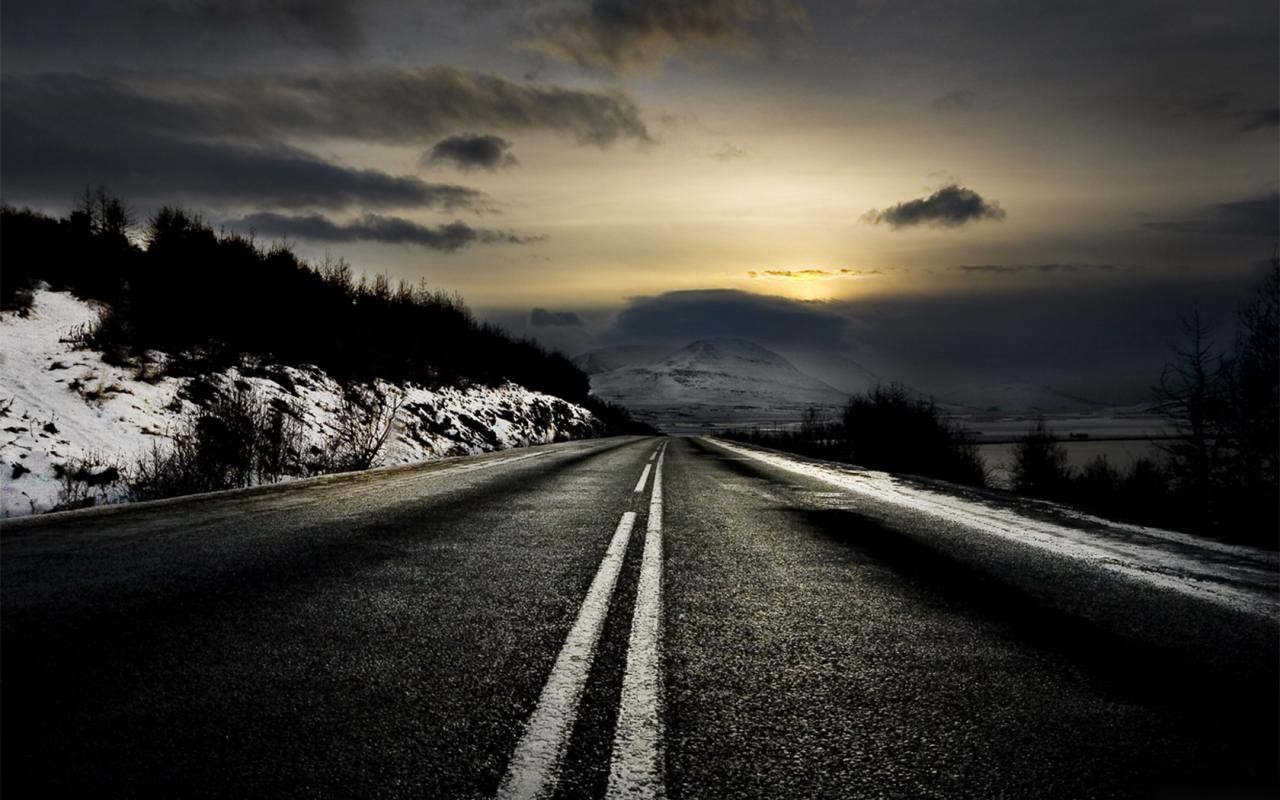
571;344;674;375
585;338;848;429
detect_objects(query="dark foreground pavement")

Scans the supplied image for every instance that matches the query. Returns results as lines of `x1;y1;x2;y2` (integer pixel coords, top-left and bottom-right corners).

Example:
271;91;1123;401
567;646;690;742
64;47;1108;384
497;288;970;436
3;436;1277;798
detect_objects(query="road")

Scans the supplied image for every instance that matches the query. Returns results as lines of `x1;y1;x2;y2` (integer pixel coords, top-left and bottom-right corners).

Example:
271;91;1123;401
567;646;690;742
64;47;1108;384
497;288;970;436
3;435;1277;799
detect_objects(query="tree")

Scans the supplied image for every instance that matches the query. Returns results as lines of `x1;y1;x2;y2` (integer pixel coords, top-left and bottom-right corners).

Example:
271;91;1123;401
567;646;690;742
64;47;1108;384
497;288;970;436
1220;257;1280;534
1155;308;1228;529
1011;415;1071;497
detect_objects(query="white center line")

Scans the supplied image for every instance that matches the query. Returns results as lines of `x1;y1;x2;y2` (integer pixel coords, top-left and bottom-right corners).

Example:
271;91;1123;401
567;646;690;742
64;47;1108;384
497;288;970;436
633;463;652;494
496;510;638;800
608;441;668;800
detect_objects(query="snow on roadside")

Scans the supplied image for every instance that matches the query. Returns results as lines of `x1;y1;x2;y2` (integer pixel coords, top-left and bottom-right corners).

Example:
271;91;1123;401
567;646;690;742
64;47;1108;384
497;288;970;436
710;438;1280;618
1;290;600;517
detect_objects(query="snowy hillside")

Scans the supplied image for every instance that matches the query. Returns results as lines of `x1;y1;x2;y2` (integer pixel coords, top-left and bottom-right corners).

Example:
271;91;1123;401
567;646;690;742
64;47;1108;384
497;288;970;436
586;338;848;428
1;290;601;517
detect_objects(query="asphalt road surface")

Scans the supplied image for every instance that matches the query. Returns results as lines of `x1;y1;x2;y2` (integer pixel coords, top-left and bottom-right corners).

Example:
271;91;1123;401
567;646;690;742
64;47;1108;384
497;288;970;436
3;436;1278;799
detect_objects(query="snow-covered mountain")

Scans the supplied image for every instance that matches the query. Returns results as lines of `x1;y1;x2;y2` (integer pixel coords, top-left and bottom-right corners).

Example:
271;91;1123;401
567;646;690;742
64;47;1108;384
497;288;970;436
1;290;602;517
584;338;848;429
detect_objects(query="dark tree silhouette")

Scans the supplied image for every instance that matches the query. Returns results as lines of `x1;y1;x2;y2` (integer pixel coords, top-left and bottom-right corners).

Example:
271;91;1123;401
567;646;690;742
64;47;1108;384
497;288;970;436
1010;415;1071;497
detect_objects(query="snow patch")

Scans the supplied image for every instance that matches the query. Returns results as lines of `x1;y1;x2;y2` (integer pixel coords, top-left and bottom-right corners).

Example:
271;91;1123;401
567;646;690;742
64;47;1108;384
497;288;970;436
711;438;1280;618
1;290;600;517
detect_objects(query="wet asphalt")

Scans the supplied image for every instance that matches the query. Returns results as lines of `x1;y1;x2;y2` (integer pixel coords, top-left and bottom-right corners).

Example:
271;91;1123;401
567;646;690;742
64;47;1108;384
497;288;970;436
2;435;1277;799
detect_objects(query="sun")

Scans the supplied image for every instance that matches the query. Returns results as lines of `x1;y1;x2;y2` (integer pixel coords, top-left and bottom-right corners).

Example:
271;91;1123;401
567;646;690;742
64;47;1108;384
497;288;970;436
743;266;882;301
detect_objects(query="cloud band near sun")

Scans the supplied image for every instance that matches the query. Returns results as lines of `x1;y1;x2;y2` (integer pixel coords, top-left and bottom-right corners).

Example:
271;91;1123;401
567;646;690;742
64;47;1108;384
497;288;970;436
747;268;885;280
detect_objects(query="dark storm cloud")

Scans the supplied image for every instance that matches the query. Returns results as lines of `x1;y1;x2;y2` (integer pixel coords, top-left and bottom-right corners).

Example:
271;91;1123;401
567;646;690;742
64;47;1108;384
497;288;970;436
0;67;649;208
530;308;585;327
1;68;651;149
0;116;488;211
608;289;850;346
863;185;1007;229
526;0;808;73
228;212;543;251
1143;194;1279;238
425;134;519;171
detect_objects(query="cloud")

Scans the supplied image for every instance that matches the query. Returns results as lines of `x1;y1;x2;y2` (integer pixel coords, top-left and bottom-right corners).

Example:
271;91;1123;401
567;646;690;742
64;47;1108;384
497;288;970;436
1;67;650;208
0;118;490;211
227;212;544;251
953;263;1120;274
1;0;371;60
1235;107;1279;132
863;184;1007;229
748;268;884;280
530;308;585;327
1172;92;1278;133
425;134;519;171
1143;194;1279;238
525;0;808;74
2;68;651;149
152;0;367;50
608;289;851;346
710;142;747;161
578;275;1268;406
1176;91;1242;118
932;89;977;113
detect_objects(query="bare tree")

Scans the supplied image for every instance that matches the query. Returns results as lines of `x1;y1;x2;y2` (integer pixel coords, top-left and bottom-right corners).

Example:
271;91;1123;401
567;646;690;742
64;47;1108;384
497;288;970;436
1156;308;1228;527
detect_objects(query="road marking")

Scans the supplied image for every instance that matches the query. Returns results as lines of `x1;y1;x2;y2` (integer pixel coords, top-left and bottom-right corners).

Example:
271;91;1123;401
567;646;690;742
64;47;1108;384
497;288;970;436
633;463;652;494
496;511;638;800
608;442;667;799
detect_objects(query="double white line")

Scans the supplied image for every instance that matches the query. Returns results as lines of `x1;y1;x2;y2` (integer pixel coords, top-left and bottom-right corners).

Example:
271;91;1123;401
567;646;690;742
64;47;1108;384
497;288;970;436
496;441;668;800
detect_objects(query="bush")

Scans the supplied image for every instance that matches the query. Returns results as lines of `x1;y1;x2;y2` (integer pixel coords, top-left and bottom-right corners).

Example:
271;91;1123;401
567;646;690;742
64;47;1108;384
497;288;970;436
129;387;305;500
52;453;125;511
843;384;987;485
316;383;404;473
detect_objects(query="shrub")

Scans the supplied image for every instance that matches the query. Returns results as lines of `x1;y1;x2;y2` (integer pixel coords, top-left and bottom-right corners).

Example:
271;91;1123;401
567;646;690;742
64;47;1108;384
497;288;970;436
842;384;987;485
722;384;987;487
316;383;404;473
52;453;125;511
128;386;305;501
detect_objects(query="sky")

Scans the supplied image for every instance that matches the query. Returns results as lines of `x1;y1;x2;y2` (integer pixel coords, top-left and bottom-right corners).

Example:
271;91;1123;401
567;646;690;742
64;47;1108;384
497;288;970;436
3;0;1277;403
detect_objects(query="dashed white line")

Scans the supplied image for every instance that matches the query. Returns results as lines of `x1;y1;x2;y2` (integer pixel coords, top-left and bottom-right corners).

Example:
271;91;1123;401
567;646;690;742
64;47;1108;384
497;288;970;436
633;463;653;494
607;442;667;799
496;511;638;800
